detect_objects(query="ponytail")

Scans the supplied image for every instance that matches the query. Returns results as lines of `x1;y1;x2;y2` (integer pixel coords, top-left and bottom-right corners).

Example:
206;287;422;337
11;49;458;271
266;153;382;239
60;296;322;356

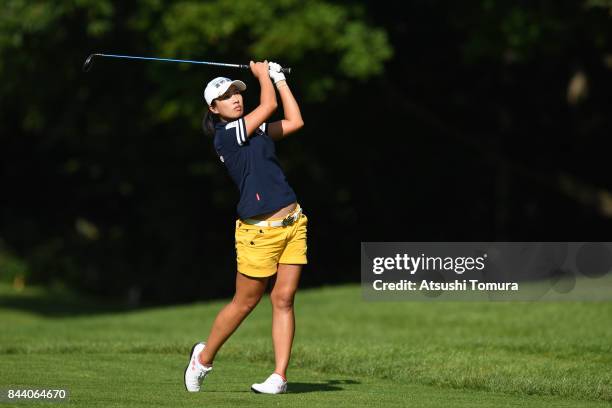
202;107;219;138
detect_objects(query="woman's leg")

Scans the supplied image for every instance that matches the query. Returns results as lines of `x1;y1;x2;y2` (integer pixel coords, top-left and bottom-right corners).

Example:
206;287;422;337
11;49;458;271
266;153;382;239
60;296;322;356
199;272;268;365
269;263;302;378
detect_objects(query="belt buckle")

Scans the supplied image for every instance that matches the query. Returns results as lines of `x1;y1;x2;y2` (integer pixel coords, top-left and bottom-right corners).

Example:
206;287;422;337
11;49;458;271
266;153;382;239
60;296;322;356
282;214;295;226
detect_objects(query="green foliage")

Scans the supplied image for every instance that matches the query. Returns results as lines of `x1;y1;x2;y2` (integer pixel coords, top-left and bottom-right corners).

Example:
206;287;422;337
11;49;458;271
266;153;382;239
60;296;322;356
458;0;612;64
587;0;612;14
460;2;569;63
151;0;391;101
0;249;28;283
0;0;388;298
2;0;611;301
0;0;114;46
155;0;391;72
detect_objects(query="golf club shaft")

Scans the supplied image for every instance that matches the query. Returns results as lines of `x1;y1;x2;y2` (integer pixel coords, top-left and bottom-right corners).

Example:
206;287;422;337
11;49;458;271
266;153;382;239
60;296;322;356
84;53;291;74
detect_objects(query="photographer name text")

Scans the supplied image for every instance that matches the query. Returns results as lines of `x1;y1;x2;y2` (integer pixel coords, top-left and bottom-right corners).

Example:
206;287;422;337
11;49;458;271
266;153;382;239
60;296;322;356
372;279;519;291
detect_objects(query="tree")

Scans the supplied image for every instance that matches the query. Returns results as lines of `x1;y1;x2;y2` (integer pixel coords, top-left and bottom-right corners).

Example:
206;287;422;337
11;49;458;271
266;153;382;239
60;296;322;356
0;0;391;303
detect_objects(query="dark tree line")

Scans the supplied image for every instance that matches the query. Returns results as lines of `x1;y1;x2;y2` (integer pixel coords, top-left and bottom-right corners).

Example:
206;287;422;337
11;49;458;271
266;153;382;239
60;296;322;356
1;1;611;304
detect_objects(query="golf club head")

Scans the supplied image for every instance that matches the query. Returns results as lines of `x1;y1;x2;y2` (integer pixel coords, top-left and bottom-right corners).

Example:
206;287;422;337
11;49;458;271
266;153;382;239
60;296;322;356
82;54;96;72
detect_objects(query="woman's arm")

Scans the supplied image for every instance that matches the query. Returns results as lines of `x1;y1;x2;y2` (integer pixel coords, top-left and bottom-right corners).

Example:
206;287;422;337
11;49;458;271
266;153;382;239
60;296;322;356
266;62;304;140
244;60;278;136
267;79;304;141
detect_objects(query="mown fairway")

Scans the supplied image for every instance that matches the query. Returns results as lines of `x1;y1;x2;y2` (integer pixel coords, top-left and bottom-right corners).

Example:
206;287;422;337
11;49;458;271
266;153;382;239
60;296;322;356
1;284;611;407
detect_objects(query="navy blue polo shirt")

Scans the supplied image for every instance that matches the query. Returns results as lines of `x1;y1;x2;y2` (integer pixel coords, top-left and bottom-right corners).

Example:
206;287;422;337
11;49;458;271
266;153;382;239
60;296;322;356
213;118;297;219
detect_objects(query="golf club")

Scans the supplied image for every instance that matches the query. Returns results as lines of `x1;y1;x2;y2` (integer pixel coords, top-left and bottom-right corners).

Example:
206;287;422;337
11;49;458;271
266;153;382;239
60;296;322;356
82;53;292;74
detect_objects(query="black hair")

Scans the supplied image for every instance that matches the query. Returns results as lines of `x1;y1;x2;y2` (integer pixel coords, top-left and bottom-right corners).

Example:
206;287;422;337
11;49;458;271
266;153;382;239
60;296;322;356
202;105;220;138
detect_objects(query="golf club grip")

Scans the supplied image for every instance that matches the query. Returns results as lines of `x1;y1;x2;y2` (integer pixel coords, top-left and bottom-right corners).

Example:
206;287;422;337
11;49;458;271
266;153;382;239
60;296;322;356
241;65;292;75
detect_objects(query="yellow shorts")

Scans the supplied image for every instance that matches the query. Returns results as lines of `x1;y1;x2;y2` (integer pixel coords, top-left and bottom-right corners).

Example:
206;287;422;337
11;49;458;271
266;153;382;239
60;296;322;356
235;204;308;278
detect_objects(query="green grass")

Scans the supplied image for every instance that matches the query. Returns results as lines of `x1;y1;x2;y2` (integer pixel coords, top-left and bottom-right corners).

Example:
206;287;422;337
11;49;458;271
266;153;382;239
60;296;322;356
1;283;611;407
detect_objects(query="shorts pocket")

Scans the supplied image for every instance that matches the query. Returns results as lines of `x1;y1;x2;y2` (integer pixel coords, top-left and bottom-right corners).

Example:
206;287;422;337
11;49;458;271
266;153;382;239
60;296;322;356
235;226;262;247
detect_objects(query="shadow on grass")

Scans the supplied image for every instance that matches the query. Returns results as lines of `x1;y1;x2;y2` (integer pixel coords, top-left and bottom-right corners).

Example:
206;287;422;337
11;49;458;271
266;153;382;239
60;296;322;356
288;379;360;393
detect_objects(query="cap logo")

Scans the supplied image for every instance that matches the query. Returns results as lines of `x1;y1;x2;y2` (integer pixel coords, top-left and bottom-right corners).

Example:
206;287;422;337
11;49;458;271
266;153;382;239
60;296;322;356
213;78;230;88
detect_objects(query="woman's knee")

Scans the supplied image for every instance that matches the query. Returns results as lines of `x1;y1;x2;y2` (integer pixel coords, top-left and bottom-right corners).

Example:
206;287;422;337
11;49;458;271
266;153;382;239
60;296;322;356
232;293;262;314
270;290;295;310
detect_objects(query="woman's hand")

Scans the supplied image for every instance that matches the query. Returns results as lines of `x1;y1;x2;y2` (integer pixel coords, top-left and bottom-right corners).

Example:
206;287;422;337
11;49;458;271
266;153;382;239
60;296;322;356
249;60;270;79
268;62;286;85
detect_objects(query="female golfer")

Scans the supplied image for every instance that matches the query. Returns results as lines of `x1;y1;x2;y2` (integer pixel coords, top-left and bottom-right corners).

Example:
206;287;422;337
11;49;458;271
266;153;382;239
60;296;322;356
184;60;306;394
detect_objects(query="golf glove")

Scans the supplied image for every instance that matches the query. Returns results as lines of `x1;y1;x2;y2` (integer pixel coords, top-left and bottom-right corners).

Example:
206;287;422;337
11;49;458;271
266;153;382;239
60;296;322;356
268;62;286;84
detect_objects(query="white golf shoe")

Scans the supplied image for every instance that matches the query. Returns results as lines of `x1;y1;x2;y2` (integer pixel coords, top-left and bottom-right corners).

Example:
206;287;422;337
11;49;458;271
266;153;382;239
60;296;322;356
251;373;287;394
184;342;212;392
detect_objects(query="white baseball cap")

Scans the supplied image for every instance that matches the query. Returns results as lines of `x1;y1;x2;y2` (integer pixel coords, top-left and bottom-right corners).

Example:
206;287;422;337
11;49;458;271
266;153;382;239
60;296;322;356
203;77;247;106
